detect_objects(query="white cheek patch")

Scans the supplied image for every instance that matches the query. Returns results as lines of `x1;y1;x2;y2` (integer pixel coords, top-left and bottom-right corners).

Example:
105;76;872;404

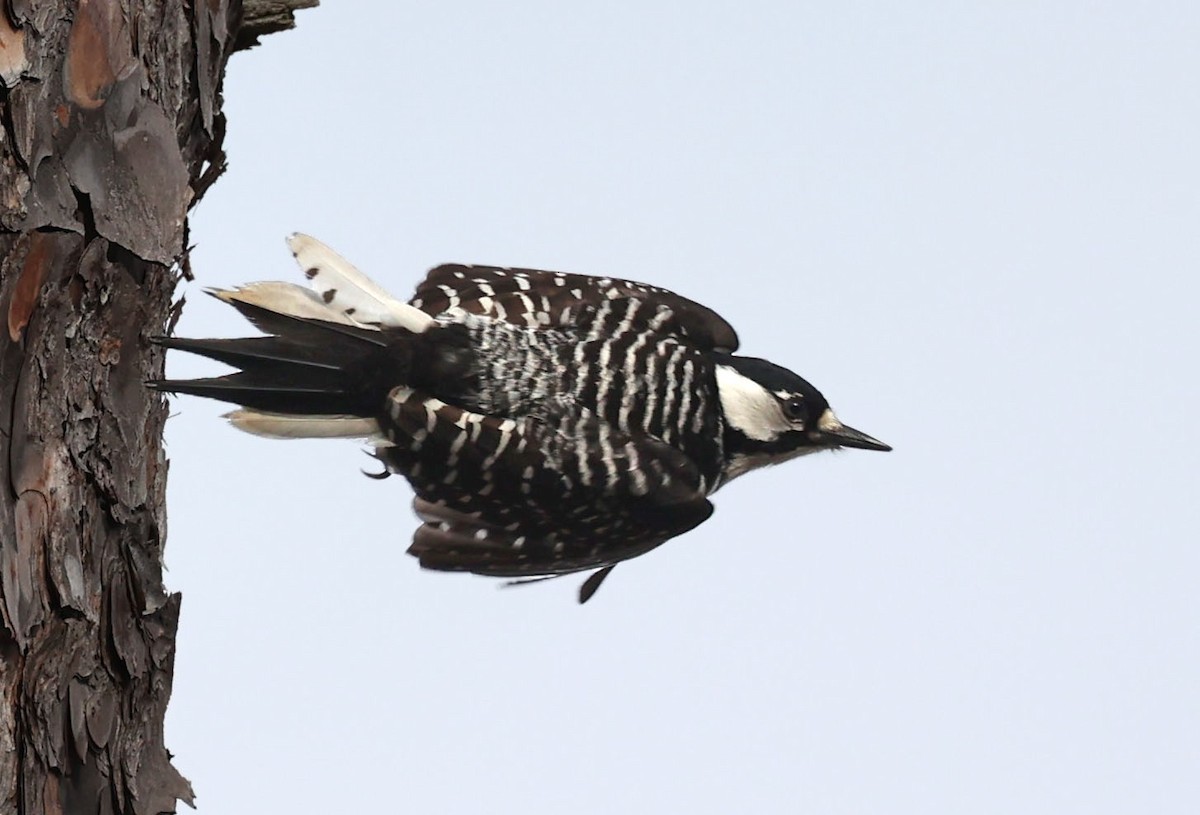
715;365;791;442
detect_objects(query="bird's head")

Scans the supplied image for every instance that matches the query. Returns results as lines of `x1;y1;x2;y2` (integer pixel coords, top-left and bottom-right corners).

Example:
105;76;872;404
714;355;891;484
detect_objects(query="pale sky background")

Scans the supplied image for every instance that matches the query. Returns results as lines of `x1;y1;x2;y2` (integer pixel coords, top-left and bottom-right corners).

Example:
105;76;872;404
161;3;1198;813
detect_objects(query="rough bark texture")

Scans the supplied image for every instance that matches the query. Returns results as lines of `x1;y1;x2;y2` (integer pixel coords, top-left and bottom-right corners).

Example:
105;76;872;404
0;1;316;813
238;0;318;51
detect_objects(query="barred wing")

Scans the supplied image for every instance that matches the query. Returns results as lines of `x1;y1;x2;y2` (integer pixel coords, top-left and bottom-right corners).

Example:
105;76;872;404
378;387;714;602
411;264;739;352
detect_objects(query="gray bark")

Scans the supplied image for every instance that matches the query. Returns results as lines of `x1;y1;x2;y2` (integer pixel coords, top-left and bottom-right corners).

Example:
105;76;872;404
0;1;316;812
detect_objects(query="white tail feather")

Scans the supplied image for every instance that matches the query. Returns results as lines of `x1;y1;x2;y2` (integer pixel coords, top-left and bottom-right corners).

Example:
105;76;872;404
286;233;434;332
226;409;382;440
209;282;357;325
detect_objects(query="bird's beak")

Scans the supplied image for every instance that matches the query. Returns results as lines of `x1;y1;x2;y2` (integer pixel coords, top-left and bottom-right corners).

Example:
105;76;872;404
816;410;892;452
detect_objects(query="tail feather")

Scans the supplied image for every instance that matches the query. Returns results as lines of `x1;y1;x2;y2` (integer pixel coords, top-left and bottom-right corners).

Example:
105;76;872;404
209;293;391;348
208;282;356;326
150;309;411;416
151;233;455;436
224;409;381;440
149;371;359;414
149;322;411;414
152;336;347;372
286;233;435;332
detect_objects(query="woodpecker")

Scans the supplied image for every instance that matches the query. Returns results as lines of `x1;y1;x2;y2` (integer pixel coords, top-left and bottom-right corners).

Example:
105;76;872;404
151;235;890;602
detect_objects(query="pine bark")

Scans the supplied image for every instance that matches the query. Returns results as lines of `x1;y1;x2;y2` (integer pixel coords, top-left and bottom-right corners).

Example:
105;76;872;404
0;1;315;812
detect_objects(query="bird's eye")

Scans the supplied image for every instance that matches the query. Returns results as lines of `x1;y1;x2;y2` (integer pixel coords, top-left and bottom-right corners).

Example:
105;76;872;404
782;397;805;422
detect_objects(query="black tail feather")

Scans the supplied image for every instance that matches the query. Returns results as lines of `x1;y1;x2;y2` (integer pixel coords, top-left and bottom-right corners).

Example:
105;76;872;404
152;296;474;417
148;372;360;414
150;307;417;416
152;336;346;372
214;296;390;348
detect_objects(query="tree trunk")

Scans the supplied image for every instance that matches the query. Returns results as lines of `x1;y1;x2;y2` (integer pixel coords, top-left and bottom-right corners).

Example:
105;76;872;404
0;1;315;812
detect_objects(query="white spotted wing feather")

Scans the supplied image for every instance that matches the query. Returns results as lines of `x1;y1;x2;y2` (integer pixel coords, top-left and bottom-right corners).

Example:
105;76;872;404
286;233;434;332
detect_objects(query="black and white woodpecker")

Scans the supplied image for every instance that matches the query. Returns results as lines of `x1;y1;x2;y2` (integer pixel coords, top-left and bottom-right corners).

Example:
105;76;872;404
151;235;890;602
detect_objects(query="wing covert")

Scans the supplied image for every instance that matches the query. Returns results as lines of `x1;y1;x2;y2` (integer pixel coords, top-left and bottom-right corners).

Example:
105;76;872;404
410;264;739;352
